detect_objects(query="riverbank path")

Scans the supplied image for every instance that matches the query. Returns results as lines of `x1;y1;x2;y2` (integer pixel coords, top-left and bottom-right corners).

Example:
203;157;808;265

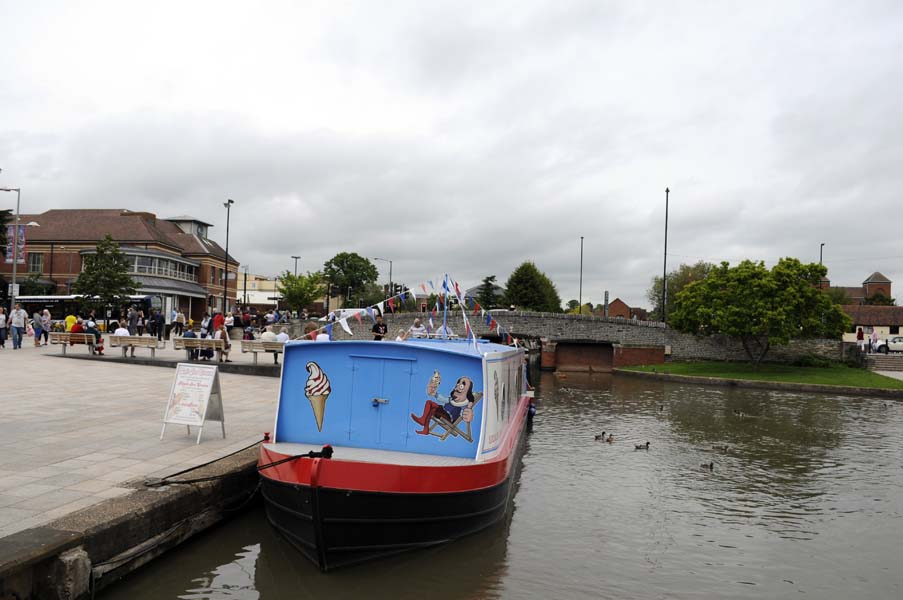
0;339;279;540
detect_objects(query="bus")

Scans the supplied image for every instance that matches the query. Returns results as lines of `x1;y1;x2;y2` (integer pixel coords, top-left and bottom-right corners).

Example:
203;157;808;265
14;295;154;329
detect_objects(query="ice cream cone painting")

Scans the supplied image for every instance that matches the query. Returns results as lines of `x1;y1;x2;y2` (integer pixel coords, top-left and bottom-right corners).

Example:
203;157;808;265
305;361;332;431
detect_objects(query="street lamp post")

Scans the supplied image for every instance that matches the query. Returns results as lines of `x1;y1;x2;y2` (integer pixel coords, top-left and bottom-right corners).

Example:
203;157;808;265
578;236;584;315
373;257;393;298
819;242;825;265
291;255;300;276
222;199;234;313
242;265;249;305
0;187;21;311
662;187;670;323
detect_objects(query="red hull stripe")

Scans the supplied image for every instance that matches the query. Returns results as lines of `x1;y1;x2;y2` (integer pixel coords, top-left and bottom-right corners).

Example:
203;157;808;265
260;395;530;495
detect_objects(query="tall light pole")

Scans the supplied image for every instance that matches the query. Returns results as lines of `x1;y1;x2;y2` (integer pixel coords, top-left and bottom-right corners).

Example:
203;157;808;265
819;242;825;265
291;255;300;276
578;236;584;315
222;199;234;313
242;265;249;305
373;257;393;298
662;187;670;323
0;187;21;311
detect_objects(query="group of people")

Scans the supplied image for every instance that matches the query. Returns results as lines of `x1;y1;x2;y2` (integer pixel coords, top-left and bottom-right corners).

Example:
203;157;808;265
369;316;455;342
0;303;37;349
856;327;882;353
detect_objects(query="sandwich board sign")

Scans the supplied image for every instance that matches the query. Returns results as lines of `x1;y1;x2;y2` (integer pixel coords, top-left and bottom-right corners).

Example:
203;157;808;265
161;363;226;444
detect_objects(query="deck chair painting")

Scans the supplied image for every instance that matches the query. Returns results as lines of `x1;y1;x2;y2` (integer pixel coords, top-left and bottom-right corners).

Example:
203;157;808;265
428;392;483;442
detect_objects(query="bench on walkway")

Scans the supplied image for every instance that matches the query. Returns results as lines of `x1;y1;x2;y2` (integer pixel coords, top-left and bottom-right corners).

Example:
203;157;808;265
48;332;97;355
108;335;164;358
173;336;225;361
240;340;286;364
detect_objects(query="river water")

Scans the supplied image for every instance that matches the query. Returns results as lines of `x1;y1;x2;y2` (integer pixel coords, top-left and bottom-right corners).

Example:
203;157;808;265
101;372;903;599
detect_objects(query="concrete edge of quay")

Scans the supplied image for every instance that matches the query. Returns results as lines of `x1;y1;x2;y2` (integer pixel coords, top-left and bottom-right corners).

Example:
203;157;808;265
0;446;262;600
613;368;903;399
45;353;283;377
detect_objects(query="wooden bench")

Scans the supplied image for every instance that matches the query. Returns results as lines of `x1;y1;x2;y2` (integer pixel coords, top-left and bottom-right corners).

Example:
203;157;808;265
173;336;225;361
108;335;164;358
48;332;97;355
240;340;286;364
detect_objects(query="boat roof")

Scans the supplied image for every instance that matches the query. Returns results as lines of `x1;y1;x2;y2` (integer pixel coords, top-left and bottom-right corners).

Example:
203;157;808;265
284;337;518;357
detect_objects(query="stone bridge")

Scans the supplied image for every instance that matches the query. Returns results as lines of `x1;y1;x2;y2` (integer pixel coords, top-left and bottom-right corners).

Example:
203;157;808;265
284;311;843;373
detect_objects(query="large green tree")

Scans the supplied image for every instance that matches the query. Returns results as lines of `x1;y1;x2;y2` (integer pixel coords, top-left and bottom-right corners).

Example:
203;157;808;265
476;275;500;308
646;260;714;322
71;235;137;320
504;262;562;312
276;271;325;313
323;252;379;299
669;258;850;365
864;291;896;306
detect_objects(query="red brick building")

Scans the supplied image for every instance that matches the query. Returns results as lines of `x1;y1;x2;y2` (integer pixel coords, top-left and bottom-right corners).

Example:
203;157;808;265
826;272;892;304
0;209;239;322
605;298;649;320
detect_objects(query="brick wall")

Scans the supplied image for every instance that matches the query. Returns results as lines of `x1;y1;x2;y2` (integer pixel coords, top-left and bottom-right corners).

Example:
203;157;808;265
613;345;665;367
299;311;843;363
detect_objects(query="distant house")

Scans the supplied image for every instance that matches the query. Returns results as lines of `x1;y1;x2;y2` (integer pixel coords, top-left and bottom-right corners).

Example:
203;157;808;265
825;272;900;342
603;298;648;320
826;272;893;304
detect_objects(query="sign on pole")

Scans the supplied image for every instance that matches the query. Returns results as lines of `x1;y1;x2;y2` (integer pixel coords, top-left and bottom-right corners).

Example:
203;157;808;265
4;225;26;264
161;363;226;444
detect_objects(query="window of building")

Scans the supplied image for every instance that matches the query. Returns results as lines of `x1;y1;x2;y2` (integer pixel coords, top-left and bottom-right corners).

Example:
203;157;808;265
27;252;43;273
892;326;900;335
209;267;216;284
136;256;155;273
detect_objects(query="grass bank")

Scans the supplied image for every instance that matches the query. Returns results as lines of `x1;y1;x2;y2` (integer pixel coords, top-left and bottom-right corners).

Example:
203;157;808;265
622;362;903;390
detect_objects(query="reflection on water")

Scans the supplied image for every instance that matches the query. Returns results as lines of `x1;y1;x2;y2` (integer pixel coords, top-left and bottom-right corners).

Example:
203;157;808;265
102;372;903;599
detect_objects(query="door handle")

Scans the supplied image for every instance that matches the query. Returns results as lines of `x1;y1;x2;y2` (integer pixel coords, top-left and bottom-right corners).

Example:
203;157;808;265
372;398;389;407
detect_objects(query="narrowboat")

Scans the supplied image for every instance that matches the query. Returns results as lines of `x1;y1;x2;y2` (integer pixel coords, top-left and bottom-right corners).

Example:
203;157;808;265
258;338;532;571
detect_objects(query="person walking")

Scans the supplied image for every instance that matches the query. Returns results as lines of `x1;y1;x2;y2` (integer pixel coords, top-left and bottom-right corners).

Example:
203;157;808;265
136;309;145;336
174;308;185;336
856;327;865;352
40;309;51;345
153;309;165;342
32;311;43;347
0;307;7;348
9;303;28;349
870;329;879;354
127;306;138;336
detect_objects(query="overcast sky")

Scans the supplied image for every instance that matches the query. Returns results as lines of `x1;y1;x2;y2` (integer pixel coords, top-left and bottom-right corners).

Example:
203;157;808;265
2;0;902;308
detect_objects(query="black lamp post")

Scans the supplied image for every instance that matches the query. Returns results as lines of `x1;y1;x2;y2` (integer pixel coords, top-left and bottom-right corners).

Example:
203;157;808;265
819;242;825;265
222;199;234;313
578;236;584;314
291;255;300;276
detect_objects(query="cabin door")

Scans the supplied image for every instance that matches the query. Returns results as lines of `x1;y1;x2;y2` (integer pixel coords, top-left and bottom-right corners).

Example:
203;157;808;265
349;356;414;449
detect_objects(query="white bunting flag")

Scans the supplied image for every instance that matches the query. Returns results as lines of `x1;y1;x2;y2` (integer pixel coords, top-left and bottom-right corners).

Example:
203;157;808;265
339;317;353;336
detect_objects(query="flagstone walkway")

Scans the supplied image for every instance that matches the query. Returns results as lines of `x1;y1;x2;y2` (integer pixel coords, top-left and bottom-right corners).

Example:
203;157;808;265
0;339;280;539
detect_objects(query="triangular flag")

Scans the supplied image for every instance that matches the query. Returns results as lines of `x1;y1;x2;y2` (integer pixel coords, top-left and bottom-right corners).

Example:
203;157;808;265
428;280;435;290
454;281;462;297
400;291;407;302
309;329;318;340
420;283;428;294
388;297;396;313
339;318;353;336
490;319;497;331
485;313;492;325
366;307;376;323
325;323;333;340
354;312;362;324
428;316;434;330
473;301;481;316
376;302;384;317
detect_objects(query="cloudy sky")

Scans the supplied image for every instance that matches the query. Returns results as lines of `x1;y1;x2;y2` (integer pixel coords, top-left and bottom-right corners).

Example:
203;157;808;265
2;0;902;307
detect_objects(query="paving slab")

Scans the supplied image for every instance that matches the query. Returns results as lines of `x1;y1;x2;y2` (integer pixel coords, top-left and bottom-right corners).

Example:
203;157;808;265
0;337;280;540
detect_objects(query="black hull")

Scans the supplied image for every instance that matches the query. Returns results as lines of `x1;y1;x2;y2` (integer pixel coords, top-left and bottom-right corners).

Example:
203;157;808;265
261;420;528;571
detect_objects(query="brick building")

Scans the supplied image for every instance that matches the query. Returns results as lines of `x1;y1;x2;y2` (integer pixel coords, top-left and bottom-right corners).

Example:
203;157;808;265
826;272;892;304
0;209;239;322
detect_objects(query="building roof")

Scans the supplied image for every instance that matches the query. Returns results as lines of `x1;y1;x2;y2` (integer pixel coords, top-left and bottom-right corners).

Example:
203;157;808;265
841;305;903;326
835;286;867;300
133;275;209;298
19;209;237;264
164;215;213;226
864;272;891;284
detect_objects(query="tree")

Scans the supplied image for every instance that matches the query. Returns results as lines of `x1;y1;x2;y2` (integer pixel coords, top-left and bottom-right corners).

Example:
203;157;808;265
646;260;714;322
864;291;896;306
824;287;851;305
71;235;137;321
276;271;325;313
323;252;379;298
20;272;52;295
566;299;580;311
504;262;562;312
477;275;500;308
357;283;386;308
669;258;851;365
